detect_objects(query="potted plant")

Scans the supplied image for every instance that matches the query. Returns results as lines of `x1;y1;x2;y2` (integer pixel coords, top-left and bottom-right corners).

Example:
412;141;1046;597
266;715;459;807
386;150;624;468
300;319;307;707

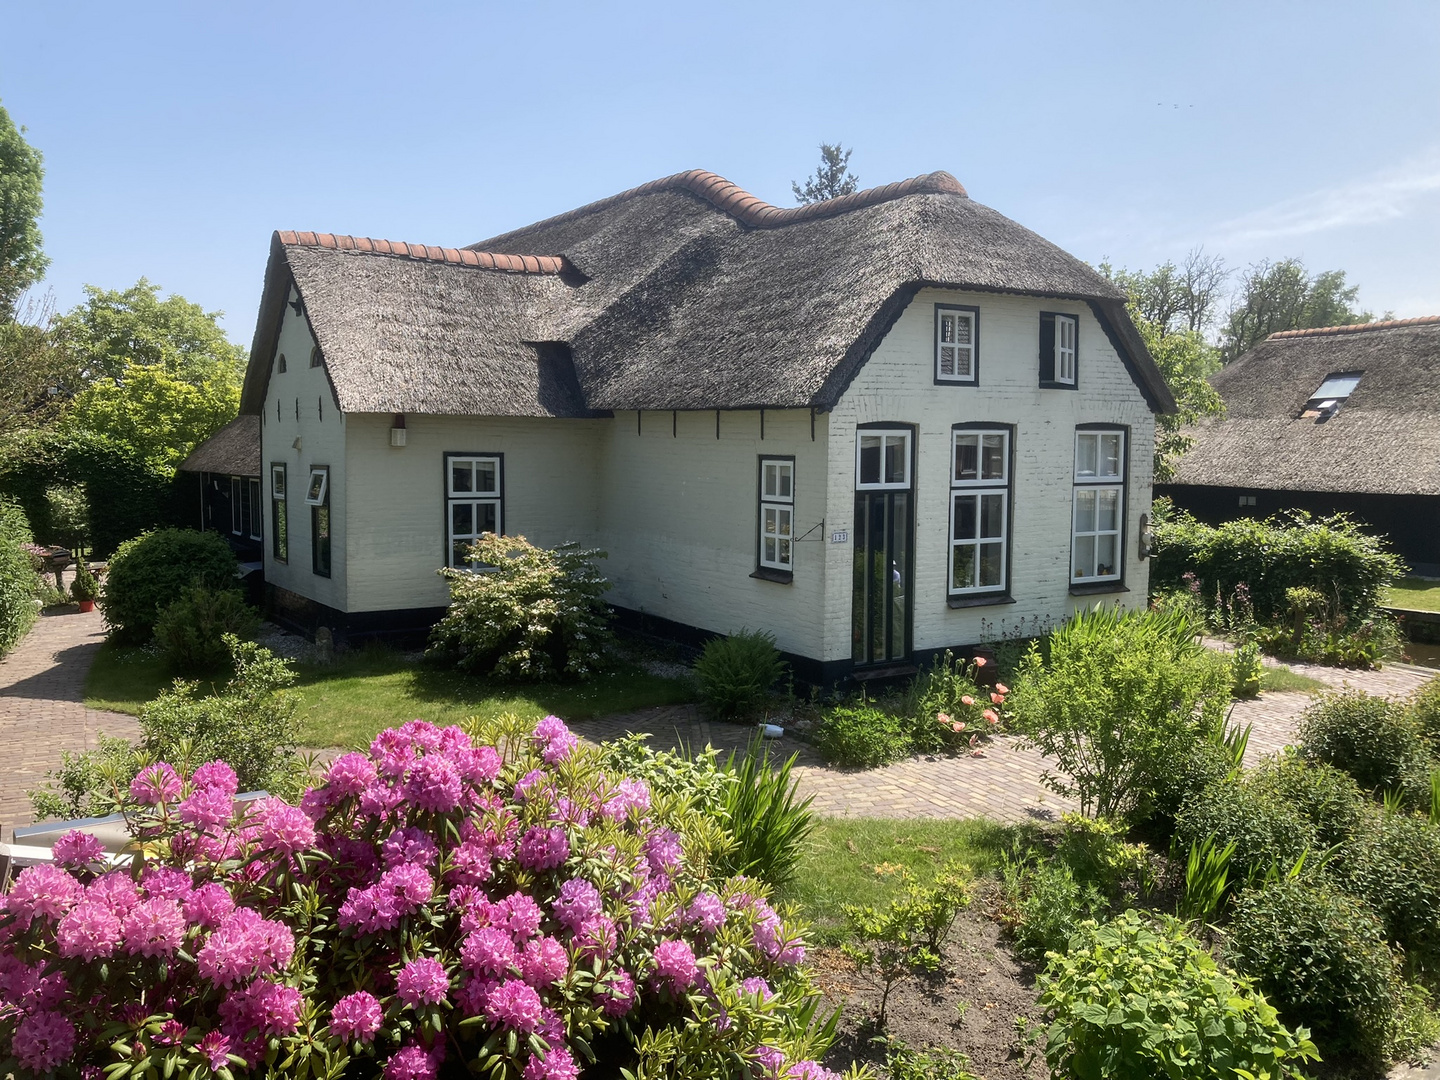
71;560;100;612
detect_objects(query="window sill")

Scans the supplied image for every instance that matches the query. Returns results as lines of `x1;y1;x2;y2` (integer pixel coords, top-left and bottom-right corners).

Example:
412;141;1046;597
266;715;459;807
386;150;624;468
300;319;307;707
1038;380;1077;390
946;593;1016;609
1069;581;1129;596
750;567;793;585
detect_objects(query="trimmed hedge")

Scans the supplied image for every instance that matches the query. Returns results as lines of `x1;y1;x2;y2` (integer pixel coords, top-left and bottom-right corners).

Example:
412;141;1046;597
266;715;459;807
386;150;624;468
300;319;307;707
101;528;239;644
0;496;40;659
1150;502;1405;624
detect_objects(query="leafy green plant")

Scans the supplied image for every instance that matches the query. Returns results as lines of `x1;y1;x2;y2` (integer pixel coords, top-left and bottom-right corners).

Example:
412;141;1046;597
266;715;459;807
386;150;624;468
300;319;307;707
1410;678;1440;749
1037;910;1319;1080
1174;774;1317;888
1230;879;1401;1061
1431;769;1440;827
27;733;134;821
0;523;39;659
693;628;788;721
875;1036;979;1080
997;842;1106;962
594;733;735;806
1297;688;1431;800
1212;715;1251;773
69;559;99;602
842;863;972;1024
152;581;260;671
1176;833;1236;923
1229;639;1262;698
812;699;911;768
1008;605;1232;821
1053;814;1155;903
1338;806;1440;971
1247;753;1367;849
100;527;239;644
906;649;1006;754
720;737;815;892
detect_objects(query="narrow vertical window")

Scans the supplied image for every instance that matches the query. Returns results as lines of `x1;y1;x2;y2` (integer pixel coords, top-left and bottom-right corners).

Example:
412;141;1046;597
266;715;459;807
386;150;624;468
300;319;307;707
271;464;288;563
445;454;503;568
1072;429;1125;584
1040;312;1079;388
247;477;262;541
757;457;795;576
934;305;979;383
305;466;331;578
949;427;1011;596
230;477;242;535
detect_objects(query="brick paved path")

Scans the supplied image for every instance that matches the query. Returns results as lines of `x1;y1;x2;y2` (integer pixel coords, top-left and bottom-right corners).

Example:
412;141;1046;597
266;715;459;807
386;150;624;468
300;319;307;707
577;657;1436;824
0;609;138;838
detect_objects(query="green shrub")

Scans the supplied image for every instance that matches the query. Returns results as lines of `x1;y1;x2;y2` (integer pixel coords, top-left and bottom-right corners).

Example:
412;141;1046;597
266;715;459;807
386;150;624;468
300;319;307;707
1338;807;1440;969
813;700;911;768
1174;774;1318;887
0;528;39;659
998;854;1106;963
1052;813;1156;904
1411;678;1440;749
1150;501;1405;626
1009;605;1232;822
69;559;99;602
693;628;788;721
100;527;239;644
1230;879;1399;1059
720;738;815;892
428;534;613;681
1249;753;1367;849
152;581;260;671
1038;910;1318;1080
593;734;735;806
1297;688;1430;797
905;649;1004;754
27;734;135;821
878;1037;980;1080
1230;639;1262;698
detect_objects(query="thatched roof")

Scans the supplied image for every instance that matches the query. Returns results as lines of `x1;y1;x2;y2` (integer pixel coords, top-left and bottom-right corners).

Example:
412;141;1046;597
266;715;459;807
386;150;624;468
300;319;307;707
178;415;260;475
1172;317;1440;496
240;170;1175;417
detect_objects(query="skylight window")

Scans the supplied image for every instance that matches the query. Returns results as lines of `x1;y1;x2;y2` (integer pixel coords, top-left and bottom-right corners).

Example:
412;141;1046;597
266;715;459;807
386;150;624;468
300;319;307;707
1300;371;1362;418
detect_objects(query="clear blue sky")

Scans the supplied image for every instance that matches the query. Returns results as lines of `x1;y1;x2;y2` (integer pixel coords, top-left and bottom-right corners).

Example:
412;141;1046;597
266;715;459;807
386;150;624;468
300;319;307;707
5;0;1439;344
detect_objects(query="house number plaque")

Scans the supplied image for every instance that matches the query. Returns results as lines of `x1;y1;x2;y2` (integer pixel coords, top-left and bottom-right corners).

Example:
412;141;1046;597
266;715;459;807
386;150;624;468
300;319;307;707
830;531;849;544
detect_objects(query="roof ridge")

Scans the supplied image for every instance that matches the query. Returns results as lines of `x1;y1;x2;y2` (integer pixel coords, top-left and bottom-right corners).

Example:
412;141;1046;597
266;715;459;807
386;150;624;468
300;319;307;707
1269;315;1440;339
276;231;571;274
472;168;969;249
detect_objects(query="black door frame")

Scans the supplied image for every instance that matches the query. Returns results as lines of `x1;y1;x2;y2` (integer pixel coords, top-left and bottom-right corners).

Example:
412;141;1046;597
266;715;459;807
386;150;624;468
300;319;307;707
851;423;917;668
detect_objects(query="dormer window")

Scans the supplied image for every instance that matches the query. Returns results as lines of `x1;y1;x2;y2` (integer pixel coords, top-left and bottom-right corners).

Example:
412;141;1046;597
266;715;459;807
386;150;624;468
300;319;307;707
1300;371;1362;418
1039;312;1079;388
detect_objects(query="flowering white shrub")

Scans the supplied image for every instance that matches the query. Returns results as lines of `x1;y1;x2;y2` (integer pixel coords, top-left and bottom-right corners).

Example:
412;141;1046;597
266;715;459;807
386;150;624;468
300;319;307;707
0;715;846;1079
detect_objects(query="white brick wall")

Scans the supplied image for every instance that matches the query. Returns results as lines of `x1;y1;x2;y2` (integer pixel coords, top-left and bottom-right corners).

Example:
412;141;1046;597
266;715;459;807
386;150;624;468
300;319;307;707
822;288;1156;663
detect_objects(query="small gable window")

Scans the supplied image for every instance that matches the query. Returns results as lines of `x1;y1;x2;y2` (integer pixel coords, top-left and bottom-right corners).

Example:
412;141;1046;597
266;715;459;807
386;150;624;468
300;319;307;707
310;345;323;368
1300;371;1361;418
934;305;978;384
276;353;287;374
1039;312;1079;388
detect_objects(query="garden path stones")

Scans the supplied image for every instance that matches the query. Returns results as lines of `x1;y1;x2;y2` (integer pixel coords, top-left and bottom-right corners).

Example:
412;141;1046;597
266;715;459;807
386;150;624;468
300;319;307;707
0;608;138;839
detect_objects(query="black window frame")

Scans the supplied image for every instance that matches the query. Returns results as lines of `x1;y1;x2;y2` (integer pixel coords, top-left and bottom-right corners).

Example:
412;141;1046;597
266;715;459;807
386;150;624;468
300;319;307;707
270;462;288;564
1069;423;1129;594
443;451;505;570
752;454;796;585
933;303;981;386
1039;311;1081;389
309;464;331;578
946;422;1017;609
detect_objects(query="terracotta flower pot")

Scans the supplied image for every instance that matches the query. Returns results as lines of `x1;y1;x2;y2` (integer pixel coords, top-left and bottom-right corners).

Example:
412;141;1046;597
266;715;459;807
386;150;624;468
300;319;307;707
77;599;95;613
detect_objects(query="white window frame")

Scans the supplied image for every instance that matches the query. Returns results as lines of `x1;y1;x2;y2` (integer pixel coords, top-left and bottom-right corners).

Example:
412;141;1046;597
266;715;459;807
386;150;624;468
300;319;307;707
304;468;329;507
445;454;503;570
1055;314;1077;386
948;428;1010;595
934;306;978;383
758;458;795;573
855;429;912;490
1072;430;1125;584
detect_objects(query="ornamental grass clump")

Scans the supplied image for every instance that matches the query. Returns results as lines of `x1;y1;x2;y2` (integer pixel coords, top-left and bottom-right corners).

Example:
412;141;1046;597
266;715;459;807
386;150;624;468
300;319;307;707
0;714;846;1080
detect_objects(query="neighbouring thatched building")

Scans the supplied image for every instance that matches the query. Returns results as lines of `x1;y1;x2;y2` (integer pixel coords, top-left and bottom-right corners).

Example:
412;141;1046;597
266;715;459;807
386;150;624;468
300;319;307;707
1157;316;1440;575
177;414;264;565
232;168;1175;681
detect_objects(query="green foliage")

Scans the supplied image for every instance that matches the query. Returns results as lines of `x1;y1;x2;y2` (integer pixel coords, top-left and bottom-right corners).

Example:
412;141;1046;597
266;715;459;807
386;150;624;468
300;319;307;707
1174;773;1319;888
813;699;911;768
591;734;734;806
1009;605;1232;821
0;100;49;315
842;863;972;1024
1249;753;1367;849
27;733;134;821
0;493;33;543
1230;879;1400;1060
876;1036;979;1080
100;527;239;644
693;628;788;721
1177;834;1236;924
791;143;859;204
998;850;1106;963
1411;677;1440;749
1037;910;1319;1080
1221;257;1373;363
905;649;1004;754
1297;688;1431;799
1337;807;1440;970
1230;640;1262;698
0;523;39;658
152;582;260;671
428;534;613;681
68;559;98;602
1052;814;1157;902
1150;502;1406;630
720;738;816;892
44;483;87;552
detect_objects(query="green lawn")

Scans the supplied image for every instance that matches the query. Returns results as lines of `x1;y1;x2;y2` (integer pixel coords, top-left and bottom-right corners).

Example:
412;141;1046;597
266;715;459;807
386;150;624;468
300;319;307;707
85;642;696;749
1385;578;1440;613
781;817;1023;942
1259;664;1329;694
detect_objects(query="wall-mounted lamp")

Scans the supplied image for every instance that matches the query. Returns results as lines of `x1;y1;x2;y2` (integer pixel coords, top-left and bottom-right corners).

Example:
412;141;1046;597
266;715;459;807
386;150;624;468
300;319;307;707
1138;513;1153;561
292;437;303;453
390;412;407;447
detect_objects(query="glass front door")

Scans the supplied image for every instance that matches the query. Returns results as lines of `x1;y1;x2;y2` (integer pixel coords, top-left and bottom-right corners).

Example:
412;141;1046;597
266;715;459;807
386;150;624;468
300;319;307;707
852;429;913;666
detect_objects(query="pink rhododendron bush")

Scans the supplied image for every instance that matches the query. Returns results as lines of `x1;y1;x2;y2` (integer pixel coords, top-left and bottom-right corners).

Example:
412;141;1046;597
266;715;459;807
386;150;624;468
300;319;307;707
0;715;845;1080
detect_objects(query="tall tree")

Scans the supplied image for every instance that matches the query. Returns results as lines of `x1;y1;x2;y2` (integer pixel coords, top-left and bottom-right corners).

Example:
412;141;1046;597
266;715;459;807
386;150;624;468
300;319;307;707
0;294;80;434
1219;258;1373;362
0;101;49;316
1101;248;1228;337
792;144;859;205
